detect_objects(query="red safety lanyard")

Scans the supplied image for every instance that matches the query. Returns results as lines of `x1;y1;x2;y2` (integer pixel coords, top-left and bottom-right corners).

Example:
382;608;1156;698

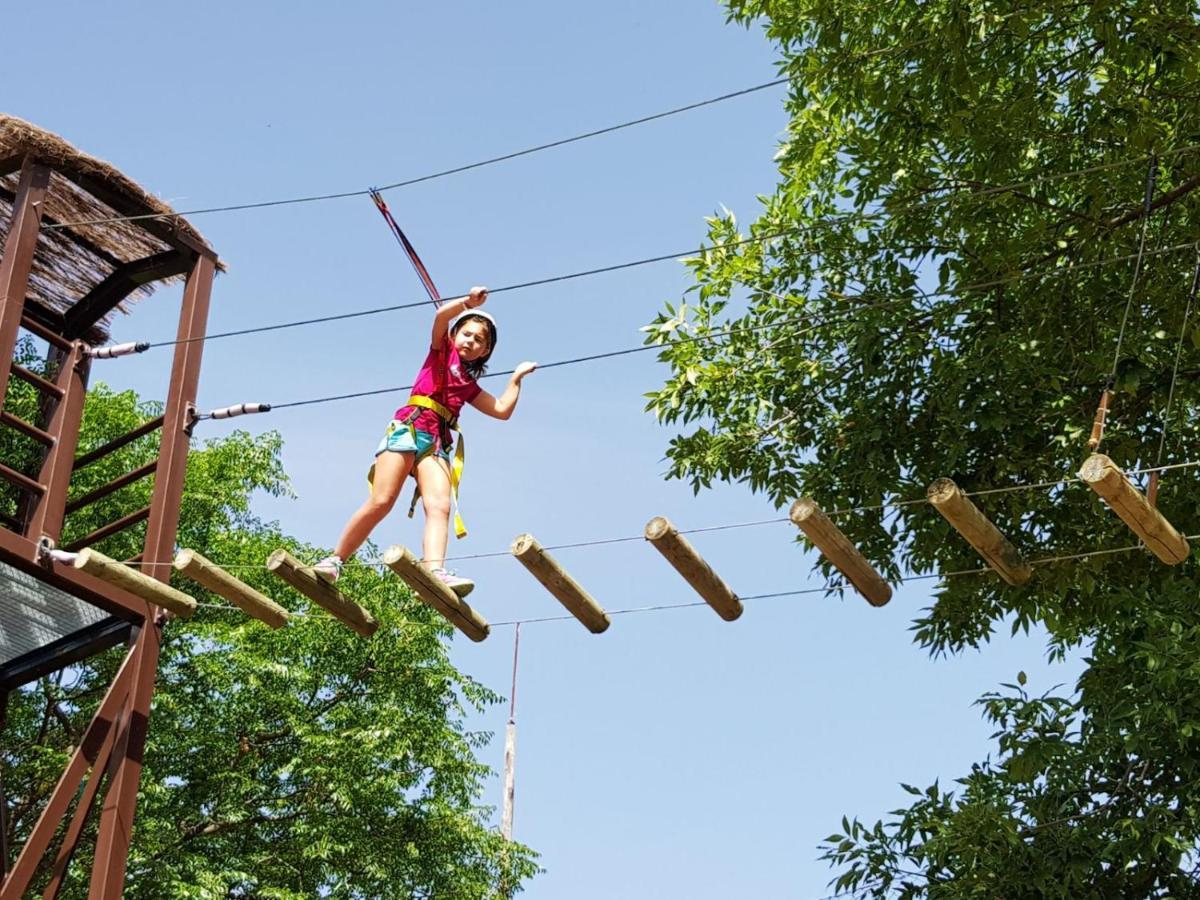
369;189;450;397
369;189;443;307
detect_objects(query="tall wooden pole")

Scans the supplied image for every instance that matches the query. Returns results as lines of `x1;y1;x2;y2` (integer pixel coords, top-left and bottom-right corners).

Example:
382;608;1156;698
89;254;213;898
23;341;90;542
501;624;520;842
0;690;8;878
0;158;50;403
141;255;213;582
88;621;161;900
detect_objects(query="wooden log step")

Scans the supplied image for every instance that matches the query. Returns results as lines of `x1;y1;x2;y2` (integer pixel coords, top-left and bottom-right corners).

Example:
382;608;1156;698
72;547;197;618
1078;453;1189;565
789;498;892;606
175;549;289;629
265;549;379;637
510;534;609;633
927;478;1033;586
382;545;489;642
644;516;743;621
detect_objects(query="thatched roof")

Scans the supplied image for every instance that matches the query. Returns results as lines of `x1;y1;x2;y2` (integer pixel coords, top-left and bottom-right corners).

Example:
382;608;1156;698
0;115;220;342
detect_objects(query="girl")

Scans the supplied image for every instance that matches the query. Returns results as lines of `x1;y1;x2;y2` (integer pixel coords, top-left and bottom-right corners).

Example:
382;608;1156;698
314;287;536;596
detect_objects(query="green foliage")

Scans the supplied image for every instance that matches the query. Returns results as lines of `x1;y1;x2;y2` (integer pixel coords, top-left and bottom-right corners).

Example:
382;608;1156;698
4;378;536;897
647;1;1200;895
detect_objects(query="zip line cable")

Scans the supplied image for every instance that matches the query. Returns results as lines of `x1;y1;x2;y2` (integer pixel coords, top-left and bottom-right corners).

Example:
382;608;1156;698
39;0;1160;234
140;150;1200;350
45;78;791;232
1093;157;1160;453
143;156;1200;349
1155;247;1200;469
43;102;1199;241
197;239;1198;413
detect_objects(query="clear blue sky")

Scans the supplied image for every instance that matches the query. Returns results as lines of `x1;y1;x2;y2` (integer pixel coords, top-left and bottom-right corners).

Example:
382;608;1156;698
6;3;1082;897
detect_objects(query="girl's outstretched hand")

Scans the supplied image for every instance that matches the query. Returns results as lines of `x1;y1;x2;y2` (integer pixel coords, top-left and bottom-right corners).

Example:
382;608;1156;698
513;361;538;381
465;286;488;308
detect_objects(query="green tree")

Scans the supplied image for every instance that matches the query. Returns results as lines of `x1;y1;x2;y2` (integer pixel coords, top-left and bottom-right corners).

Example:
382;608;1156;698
645;1;1200;896
4;367;537;897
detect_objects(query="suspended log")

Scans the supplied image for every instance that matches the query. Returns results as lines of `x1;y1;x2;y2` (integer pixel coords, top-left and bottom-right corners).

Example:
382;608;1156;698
1078;453;1190;565
72;548;197;618
643;516;743;621
926;478;1033;586
174;549;289;629
789;499;892;606
510;534;610;633
265;549;379;637
382;544;489;642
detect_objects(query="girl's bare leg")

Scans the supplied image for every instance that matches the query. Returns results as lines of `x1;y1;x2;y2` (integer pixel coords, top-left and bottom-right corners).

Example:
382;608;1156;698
415;455;453;569
333;451;413;560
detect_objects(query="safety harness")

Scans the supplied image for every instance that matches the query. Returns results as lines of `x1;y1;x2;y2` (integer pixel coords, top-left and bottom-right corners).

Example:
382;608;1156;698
400;395;468;539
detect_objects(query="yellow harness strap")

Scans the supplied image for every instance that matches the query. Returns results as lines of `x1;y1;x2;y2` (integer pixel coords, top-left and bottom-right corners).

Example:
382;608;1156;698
402;395;468;539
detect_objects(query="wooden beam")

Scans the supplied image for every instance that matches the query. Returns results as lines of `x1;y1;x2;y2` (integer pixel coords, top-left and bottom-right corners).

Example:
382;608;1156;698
63;250;192;339
142;256;213;585
0;526;147;621
174;549;289;629
65;460;157;514
0;461;44;496
74;416;163;470
0;184;127;273
643;516;743;621
17;313;71;351
509;534;609;633
382;544;490;642
73;548;197;618
0;617;132;692
0;648;136;899
0;159;50;404
88;615;163;897
265;549;378;637
25;342;89;544
789;499;892;606
926;478;1033;586
1078;453;1190;565
0;411;53;446
62;505;150;553
11;363;64;399
60;169;217;262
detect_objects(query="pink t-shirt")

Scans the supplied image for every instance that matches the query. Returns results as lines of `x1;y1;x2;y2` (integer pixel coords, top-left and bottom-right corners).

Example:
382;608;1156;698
394;337;482;437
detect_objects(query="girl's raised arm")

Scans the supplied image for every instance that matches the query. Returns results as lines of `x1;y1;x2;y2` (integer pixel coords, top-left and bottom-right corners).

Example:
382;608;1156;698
469;361;537;420
432;286;488;348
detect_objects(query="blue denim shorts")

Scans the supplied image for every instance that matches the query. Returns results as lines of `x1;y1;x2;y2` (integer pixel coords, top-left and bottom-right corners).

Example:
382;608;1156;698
375;419;449;462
